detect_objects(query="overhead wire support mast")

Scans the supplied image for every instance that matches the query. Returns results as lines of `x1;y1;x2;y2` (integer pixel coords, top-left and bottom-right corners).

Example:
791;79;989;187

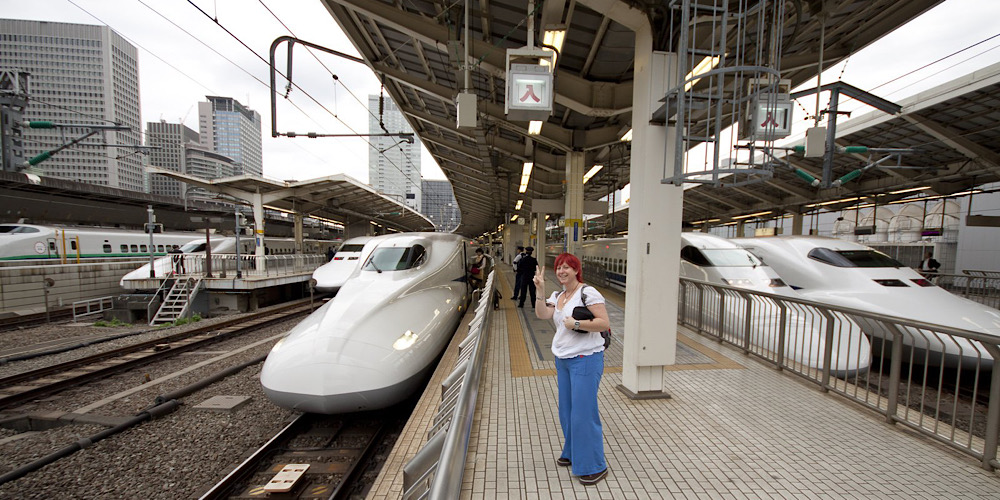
22;121;131;166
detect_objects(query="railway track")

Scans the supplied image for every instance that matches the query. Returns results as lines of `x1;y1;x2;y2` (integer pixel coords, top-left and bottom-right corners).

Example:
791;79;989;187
0;308;74;332
200;411;397;500
0;300;314;411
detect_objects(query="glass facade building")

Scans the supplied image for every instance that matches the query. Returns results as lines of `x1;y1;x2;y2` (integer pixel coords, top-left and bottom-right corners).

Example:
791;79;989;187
421;179;460;232
198;96;262;177
0;19;144;191
367;95;421;212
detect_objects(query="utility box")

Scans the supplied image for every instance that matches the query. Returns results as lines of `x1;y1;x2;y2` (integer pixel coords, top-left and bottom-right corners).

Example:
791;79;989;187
805;127;826;158
456;92;477;128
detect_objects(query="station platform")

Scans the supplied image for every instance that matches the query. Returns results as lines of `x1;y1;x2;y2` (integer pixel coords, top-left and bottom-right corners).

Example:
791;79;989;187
371;264;1000;499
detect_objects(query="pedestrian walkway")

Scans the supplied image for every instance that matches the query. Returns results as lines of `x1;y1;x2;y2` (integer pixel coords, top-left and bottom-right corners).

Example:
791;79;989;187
371;264;1000;499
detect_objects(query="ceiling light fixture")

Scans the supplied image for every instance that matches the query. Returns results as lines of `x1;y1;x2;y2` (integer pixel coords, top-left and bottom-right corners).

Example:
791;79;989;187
519;162;533;193
583;164;604;184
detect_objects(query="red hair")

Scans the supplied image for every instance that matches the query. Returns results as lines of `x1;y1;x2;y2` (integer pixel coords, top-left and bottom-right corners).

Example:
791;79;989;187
553;253;583;283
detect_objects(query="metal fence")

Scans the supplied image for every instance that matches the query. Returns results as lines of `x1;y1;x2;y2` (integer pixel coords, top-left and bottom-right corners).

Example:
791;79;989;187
402;262;496;499
170;254;327;279
71;296;114;321
678;278;1000;470
928;271;1000;311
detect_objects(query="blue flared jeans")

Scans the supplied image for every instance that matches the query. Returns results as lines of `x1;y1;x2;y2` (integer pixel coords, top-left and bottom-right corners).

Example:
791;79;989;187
554;351;606;476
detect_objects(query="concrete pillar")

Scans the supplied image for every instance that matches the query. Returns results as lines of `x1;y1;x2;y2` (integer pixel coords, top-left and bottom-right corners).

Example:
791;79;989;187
564;152;585;256
293;213;304;253
791;212;804;235
251;192;266;272
621;32;680;398
737;221;746;238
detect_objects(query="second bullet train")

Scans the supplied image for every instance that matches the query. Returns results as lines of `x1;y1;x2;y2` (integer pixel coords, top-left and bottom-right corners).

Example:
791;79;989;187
311;236;374;293
732;236;1000;369
261;232;473;414
554;233;871;376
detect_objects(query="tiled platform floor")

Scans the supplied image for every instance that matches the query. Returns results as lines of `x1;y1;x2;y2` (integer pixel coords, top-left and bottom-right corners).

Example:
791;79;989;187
371;265;1000;499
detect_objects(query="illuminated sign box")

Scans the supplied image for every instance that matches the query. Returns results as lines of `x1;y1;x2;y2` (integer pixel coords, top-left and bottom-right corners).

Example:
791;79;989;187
749;99;793;140
506;63;553;121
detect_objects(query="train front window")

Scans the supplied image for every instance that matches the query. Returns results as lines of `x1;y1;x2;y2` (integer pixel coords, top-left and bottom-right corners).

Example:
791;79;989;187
808;248;904;268
179;241;207;253
339;244;365;253
364;245;426;271
0;225;40;234
683;246;762;267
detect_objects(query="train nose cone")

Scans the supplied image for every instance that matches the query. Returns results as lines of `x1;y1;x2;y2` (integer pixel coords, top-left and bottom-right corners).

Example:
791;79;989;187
261;359;392;413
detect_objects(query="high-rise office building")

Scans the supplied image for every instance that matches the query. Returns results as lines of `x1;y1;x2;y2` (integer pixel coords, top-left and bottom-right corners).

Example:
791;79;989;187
145;120;199;198
421;179;460;232
198;96;262;177
368;94;421;212
0;19;144;191
184;142;236;205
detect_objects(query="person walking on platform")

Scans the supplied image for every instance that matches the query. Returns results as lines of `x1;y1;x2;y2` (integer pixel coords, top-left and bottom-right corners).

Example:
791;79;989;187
469;247;486;289
534;252;610;485
516;247;537;308
511;246;525;302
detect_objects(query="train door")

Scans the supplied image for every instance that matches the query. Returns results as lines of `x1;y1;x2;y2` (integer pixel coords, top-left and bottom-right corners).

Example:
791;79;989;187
45;237;59;258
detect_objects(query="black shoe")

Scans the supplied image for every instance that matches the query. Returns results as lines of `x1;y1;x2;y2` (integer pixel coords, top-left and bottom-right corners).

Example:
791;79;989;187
510;297;518;301
579;468;608;485
556;457;571;467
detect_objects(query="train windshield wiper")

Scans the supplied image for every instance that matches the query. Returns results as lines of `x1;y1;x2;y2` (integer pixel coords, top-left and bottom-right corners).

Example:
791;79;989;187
369;258;383;273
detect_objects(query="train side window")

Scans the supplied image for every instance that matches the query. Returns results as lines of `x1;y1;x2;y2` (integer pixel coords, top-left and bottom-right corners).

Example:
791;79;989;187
103;244;112;253
140;245;148;252
71;241;77;250
49;241;56;251
157;245;164;252
121;244;128;253
130;244;138;252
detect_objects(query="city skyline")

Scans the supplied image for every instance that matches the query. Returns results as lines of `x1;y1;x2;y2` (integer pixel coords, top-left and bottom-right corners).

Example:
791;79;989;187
2;0;999;190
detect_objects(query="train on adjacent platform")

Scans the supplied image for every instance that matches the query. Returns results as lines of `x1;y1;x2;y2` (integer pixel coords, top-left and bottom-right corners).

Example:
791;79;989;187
732;236;1000;369
552;233;871;375
261;232;474;414
0;223;200;261
118;234;336;288
311;236;375;293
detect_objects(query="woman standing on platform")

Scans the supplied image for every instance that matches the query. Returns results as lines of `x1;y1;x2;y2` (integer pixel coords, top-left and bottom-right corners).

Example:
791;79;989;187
534;252;610;485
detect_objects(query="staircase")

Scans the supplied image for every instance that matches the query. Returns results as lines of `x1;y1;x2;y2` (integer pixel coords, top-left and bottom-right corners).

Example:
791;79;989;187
150;277;202;326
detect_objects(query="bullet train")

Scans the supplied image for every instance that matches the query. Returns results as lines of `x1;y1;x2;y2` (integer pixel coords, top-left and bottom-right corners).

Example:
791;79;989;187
261;232;473;413
311;236;375;293
551;233;871;375
119;235;332;288
732;236;1000;369
0;223;200;261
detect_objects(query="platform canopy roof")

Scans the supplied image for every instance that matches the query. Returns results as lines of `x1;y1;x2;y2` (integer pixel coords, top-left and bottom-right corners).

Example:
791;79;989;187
318;0;945;237
147;168;434;233
589;60;1000;235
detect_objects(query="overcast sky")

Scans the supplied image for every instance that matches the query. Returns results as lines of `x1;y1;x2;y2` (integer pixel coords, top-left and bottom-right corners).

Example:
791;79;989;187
3;0;999;186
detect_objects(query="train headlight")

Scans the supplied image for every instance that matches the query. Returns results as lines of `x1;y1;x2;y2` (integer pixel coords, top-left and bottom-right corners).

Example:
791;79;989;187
393;330;419;350
724;278;754;287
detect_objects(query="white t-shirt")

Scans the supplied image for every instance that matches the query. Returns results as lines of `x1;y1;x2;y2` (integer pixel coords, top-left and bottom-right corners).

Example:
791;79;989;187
547;285;606;359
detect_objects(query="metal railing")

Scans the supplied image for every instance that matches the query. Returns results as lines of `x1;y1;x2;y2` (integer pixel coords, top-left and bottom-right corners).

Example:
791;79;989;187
402;263;497;499
170;254;326;279
71;296;114;321
927;271;1000;311
678;277;1000;470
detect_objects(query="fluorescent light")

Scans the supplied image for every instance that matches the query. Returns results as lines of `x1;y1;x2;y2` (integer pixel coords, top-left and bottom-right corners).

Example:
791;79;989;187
804;196;862;208
519;162;533;193
583;164;604;184
889;186;931;195
619;128;632;142
515;199;523;210
691;218;721;224
684;56;721;91
732;211;772;220
528;121;543;135
541;29;565;68
510;214;519;222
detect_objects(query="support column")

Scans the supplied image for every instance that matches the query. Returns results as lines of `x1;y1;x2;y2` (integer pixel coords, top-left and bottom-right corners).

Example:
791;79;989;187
535;214;548;268
345;219;372;238
563;152;585;256
621;30;680;398
293;213;304;254
791;212;804;235
737;221;746;238
252;192;265;273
